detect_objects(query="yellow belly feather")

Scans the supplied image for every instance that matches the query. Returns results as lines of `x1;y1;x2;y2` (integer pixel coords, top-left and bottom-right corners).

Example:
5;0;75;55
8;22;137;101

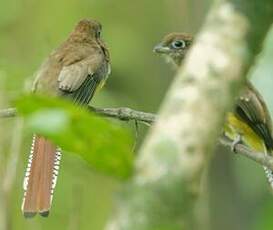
225;113;265;152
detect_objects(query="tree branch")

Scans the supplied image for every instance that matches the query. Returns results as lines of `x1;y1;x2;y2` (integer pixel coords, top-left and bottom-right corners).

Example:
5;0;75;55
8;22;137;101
1;107;273;172
0;108;16;118
220;136;273;171
0;107;156;125
89;106;156;125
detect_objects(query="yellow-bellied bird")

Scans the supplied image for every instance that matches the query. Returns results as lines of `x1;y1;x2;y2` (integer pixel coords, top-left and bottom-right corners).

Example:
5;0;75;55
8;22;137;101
154;32;273;190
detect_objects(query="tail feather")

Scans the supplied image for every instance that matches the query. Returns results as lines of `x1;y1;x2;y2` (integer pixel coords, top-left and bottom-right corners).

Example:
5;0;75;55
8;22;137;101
264;166;273;190
22;135;61;218
263;146;273;191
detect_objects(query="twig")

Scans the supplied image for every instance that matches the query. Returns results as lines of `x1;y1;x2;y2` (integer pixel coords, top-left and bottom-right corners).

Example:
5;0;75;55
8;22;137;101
0;108;16;118
132;120;139;153
89;106;156;124
0;107;156;125
220;136;273;171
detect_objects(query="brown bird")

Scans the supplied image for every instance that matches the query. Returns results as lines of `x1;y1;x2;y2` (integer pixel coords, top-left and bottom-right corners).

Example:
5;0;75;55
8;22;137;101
154;33;273;190
22;19;110;218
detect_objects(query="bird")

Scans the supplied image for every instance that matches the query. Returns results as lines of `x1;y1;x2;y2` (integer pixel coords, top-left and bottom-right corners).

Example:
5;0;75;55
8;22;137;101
153;32;273;190
22;19;111;218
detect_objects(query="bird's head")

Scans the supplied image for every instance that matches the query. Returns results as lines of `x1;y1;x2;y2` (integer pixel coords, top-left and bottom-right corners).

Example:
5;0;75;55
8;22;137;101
70;19;102;42
153;32;193;67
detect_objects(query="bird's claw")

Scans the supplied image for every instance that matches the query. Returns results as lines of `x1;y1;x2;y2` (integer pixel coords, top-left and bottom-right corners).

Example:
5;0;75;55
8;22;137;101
231;135;242;153
59;84;72;92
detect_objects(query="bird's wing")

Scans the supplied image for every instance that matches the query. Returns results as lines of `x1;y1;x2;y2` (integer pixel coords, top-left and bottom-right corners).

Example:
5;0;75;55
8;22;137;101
235;82;273;149
65;73;101;106
58;54;103;93
57;48;108;105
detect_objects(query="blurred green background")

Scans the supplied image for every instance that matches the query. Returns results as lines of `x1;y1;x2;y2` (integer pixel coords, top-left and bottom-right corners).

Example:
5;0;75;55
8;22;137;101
0;0;273;229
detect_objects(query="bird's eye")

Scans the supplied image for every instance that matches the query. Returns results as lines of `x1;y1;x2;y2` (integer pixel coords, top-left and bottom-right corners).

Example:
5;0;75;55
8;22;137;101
96;30;101;38
171;40;186;49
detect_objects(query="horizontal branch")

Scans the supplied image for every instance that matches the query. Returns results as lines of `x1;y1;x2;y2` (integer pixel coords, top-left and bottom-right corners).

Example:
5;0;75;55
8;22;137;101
89;106;156;124
0;107;156;125
220;136;273;171
2;107;272;171
0;108;16;118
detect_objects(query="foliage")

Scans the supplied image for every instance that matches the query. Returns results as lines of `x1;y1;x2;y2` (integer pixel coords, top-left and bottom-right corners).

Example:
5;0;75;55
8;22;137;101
16;95;134;179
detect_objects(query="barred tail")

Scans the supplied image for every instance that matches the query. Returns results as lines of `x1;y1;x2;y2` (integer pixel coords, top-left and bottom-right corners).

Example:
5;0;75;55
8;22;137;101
21;135;61;218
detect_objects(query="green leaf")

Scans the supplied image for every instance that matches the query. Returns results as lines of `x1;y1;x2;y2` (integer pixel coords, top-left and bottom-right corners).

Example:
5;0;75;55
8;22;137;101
16;94;134;179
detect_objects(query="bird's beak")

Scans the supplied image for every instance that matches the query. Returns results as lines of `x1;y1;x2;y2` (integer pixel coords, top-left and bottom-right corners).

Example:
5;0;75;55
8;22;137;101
153;44;170;54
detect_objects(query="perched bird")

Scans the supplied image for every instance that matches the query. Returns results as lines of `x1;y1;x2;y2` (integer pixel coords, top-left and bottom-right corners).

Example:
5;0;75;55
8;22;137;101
154;32;273;190
22;19;110;218
224;84;273;190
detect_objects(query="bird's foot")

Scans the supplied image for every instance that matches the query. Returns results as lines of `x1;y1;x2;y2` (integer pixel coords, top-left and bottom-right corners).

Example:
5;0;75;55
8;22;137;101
231;135;242;153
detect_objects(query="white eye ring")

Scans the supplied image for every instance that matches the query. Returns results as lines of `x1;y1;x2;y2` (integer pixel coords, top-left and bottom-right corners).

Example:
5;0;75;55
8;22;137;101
171;40;186;49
